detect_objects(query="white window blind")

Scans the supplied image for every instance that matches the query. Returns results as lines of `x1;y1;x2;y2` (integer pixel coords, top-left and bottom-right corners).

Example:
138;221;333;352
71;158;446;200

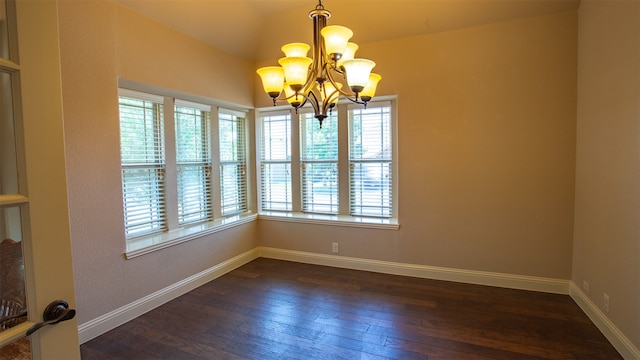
175;103;212;225
119;94;166;238
300;112;339;214
349;104;393;218
219;109;248;216
260;112;292;211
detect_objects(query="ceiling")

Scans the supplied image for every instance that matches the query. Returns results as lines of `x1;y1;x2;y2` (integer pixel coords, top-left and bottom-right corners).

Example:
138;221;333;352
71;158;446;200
113;0;580;61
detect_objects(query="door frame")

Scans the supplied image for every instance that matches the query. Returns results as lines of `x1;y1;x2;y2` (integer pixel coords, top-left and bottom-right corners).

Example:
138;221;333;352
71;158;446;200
0;1;80;358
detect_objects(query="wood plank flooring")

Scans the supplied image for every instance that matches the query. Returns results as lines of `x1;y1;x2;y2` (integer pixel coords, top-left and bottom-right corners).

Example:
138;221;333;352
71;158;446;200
81;258;622;359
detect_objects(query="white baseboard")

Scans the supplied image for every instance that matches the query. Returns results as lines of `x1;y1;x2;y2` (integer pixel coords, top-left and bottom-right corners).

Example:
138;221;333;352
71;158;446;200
569;283;640;360
77;248;259;344
257;247;570;294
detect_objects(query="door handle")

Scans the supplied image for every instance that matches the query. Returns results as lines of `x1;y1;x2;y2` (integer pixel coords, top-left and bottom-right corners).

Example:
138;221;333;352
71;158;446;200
26;300;76;336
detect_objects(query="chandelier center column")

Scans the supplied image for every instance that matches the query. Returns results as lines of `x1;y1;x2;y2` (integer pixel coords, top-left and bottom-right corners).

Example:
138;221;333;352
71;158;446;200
309;7;330;84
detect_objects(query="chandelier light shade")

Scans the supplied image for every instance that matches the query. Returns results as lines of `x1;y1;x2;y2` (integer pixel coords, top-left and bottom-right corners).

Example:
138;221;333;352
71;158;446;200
278;56;313;90
336;42;358;68
342;58;376;93
284;82;302;107
281;43;311;57
360;73;382;102
256;66;285;98
256;0;382;128
320;25;353;59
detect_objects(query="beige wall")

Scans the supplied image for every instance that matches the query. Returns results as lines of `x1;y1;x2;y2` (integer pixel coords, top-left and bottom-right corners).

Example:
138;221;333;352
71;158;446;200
573;0;640;350
59;0;579;330
55;0;640;351
258;12;578;279
57;1;258;324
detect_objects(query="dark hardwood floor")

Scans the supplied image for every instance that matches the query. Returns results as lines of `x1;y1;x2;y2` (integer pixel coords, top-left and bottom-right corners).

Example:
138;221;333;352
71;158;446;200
81;258;622;359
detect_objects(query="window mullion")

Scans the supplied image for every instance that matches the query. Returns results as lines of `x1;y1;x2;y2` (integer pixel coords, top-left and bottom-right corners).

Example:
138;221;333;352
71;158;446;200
245;111;255;213
163;97;179;230
390;98;398;219
210;106;222;219
291;109;302;213
256;112;263;211
337;103;349;215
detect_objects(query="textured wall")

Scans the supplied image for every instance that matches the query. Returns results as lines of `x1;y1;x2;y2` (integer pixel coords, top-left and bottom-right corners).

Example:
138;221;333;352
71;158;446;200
56;0;640;352
59;0;580;332
57;0;258;324
258;11;578;280
573;0;640;350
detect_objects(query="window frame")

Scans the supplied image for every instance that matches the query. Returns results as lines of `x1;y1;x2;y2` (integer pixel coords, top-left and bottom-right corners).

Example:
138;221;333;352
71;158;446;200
256;97;399;230
118;87;255;258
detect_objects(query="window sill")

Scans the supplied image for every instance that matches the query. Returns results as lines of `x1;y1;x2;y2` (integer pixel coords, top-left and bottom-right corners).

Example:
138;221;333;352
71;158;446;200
258;212;399;230
125;213;257;259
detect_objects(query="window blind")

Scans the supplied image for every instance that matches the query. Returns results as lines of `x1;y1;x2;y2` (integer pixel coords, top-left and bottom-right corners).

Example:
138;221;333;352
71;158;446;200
119;95;167;238
219;110;248;216
260;112;292;211
300;112;339;214
175;104;212;225
349;104;392;218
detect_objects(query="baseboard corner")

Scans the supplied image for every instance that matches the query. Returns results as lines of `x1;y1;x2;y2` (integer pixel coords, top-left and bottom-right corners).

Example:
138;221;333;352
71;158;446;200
569;282;640;360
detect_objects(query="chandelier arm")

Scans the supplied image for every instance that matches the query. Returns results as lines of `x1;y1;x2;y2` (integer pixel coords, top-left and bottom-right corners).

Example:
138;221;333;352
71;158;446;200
301;67;319;96
270;90;310;111
326;61;345;77
306;89;322;116
277;88;321;114
273;92;296;102
295;96;310;109
341;95;367;106
320;98;334;117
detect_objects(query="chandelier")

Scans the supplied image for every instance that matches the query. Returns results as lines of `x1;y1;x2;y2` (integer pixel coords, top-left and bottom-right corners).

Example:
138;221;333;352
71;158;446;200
256;0;382;128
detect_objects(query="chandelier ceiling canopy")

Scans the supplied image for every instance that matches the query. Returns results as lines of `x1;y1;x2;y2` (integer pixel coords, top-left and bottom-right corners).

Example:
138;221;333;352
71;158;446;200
256;0;382;128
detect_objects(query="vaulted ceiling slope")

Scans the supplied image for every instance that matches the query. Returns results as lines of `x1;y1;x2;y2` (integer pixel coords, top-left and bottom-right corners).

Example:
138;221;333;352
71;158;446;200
113;0;580;61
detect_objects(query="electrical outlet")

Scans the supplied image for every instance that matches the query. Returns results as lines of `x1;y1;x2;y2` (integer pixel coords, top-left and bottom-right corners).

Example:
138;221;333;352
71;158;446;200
603;293;610;313
583;280;590;293
332;242;339;254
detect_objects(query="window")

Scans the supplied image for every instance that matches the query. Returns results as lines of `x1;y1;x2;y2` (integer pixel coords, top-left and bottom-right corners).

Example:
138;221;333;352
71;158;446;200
258;100;397;224
119;93;166;238
301;111;339;214
219;109;248;216
175;101;212;225
349;105;392;217
119;89;251;247
259;111;292;211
